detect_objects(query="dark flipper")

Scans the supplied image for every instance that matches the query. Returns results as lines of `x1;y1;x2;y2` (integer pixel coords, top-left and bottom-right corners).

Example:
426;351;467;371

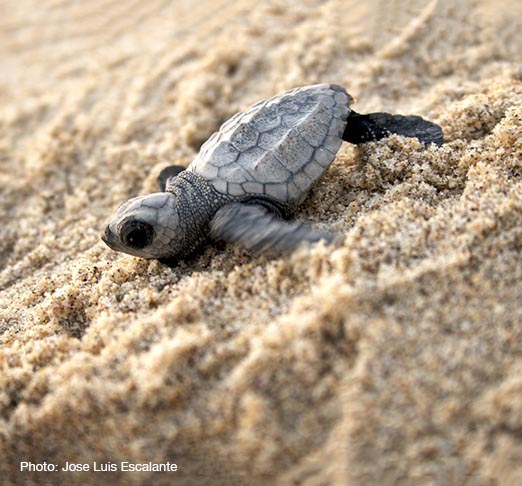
343;110;443;146
157;165;186;191
210;203;336;255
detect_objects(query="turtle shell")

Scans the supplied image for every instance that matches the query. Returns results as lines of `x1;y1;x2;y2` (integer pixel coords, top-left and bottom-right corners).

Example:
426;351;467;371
188;84;351;205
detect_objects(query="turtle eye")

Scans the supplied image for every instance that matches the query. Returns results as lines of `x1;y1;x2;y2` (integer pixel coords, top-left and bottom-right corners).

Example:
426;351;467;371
121;220;155;249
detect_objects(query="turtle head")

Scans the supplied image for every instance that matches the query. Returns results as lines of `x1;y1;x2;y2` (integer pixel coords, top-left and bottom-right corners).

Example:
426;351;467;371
102;192;184;259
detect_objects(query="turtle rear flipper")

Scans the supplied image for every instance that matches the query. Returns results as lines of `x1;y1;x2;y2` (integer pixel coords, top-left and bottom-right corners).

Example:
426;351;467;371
343;111;443;146
210;203;336;254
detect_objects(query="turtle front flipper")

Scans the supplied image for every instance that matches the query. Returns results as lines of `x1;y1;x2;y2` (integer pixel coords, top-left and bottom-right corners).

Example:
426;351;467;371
343;111;443;146
157;165;186;191
209;203;336;255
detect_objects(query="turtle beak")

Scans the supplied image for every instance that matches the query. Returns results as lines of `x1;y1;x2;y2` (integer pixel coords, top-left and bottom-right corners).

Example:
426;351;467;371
101;225;116;249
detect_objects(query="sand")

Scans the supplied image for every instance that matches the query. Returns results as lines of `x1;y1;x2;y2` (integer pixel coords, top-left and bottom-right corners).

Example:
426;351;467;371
1;0;521;484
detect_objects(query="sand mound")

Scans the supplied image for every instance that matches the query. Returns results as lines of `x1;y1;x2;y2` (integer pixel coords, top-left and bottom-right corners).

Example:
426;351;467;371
1;0;521;484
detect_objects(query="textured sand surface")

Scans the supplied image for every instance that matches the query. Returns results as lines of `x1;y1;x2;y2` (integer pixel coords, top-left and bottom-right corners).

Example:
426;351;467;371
1;0;522;485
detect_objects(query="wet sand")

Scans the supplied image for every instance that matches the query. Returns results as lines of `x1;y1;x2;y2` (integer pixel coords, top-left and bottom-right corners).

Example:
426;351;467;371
1;0;522;484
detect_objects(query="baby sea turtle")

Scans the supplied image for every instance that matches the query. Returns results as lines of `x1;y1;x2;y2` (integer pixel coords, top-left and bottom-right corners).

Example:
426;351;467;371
102;83;442;264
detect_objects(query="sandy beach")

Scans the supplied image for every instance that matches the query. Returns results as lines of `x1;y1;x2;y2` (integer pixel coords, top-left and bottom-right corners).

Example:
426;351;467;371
1;0;521;484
